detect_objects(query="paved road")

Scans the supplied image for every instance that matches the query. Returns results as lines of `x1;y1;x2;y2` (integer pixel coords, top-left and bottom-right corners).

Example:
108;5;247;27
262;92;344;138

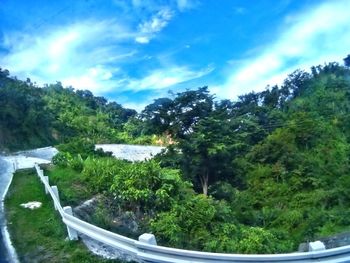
0;157;12;263
0;147;57;263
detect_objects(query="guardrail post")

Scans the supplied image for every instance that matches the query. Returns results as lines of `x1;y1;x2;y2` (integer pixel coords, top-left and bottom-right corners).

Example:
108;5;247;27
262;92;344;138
63;206;78;240
51;186;60;210
138;233;157;245
38;169;44;177
38;169;44;181
309;241;326;251
13;159;19;171
44;176;49;194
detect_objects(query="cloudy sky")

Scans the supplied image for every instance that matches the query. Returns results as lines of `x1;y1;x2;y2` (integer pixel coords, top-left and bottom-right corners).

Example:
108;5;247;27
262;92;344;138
1;0;350;110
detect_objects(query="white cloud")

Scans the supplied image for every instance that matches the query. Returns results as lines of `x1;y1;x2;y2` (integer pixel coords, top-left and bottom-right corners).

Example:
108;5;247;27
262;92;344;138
131;0;142;8
220;0;350;99
0;20;136;94
0;0;205;110
0;8;206;98
61;64;124;93
176;0;198;11
142;9;173;33
123;0;197;13
125;65;214;91
135;8;173;44
135;36;150;44
61;65;116;92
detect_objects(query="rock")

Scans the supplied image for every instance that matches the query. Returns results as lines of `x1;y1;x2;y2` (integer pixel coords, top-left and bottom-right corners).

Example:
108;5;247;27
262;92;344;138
80;233;139;262
73;196;143;261
73;196;99;221
320;232;350;249
112;211;139;234
298;242;308;252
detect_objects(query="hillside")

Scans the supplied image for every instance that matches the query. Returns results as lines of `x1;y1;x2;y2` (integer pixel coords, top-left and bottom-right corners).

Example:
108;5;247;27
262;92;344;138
0;68;137;151
2;60;350;254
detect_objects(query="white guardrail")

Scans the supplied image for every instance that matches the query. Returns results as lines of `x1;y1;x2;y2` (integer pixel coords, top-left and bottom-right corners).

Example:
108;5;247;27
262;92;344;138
33;164;350;263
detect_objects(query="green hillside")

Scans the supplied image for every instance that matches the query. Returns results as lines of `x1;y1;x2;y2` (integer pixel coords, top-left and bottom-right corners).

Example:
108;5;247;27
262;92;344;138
2;58;350;253
0;68;136;151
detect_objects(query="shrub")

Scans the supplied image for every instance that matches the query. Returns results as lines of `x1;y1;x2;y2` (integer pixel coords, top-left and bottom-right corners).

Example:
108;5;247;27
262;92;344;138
110;160;190;213
52;152;72;167
82;157;128;193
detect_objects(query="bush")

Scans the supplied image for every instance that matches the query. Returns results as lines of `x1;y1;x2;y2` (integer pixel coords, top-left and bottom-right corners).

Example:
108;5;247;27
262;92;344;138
57;138;96;158
150;195;217;250
52;152;84;172
234;227;279;254
52;152;72;167
68;154;84;172
203;223;239;252
82;157;128;193
110;160;190;213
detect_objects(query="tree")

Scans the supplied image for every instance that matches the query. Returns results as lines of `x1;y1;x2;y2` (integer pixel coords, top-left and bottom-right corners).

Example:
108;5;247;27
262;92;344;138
171;87;214;138
180;116;236;195
281;69;311;98
0;69;55;150
344;54;350;67
142;87;214;139
142;98;174;134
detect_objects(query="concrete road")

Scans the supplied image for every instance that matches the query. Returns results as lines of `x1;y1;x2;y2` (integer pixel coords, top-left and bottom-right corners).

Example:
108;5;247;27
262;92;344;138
0;147;57;263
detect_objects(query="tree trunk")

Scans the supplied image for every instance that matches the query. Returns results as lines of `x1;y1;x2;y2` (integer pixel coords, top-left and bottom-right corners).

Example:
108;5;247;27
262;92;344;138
202;179;208;196
200;170;209;196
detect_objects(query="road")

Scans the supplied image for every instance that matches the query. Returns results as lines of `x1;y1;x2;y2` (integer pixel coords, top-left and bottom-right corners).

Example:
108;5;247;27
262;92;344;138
0;147;57;263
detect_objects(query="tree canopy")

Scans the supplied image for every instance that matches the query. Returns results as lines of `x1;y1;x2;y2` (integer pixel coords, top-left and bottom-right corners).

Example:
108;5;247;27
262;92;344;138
0;70;136;151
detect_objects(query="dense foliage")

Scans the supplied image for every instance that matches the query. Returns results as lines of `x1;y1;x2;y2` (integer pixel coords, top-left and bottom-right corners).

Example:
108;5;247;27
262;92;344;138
3;56;350;254
141;60;350;251
0;69;139;151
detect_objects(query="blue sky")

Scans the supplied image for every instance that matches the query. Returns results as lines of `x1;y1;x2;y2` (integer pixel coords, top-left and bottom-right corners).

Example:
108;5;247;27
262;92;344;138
1;0;350;111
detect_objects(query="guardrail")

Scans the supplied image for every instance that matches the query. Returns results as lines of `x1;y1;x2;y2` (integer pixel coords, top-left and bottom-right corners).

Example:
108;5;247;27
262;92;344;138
33;164;350;263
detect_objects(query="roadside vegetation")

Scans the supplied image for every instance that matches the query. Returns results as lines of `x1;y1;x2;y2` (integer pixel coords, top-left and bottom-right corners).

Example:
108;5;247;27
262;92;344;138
2;56;350;255
4;169;121;263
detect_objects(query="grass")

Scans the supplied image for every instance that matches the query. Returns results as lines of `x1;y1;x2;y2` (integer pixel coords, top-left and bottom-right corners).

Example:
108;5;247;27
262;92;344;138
4;169;123;263
43;165;92;206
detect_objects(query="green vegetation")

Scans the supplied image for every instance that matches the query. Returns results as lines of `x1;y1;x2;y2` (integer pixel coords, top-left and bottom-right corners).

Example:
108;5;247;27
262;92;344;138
51;155;293;253
4;169;118;263
3;57;350;255
0;68;162;151
44;166;91;206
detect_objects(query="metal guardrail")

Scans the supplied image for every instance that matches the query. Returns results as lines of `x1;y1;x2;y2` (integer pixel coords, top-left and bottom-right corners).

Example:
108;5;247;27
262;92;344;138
33;164;350;263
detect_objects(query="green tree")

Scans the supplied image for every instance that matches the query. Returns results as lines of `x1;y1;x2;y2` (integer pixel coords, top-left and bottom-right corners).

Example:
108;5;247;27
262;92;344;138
343;54;350;67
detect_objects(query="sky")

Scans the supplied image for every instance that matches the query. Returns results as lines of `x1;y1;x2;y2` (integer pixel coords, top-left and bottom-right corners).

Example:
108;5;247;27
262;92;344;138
1;0;350;111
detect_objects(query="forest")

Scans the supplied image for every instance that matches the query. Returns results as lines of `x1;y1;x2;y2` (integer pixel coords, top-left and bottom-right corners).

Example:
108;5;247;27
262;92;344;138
1;56;350;254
